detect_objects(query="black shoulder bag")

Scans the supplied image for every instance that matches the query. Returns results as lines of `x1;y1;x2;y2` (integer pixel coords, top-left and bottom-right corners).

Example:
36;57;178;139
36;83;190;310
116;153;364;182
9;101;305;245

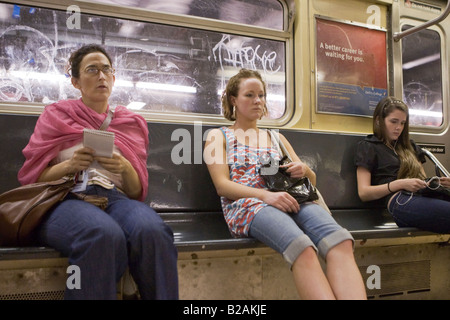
259;130;319;204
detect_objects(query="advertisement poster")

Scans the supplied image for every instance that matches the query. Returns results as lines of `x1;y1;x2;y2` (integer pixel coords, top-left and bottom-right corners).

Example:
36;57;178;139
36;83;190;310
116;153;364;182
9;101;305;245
316;17;387;116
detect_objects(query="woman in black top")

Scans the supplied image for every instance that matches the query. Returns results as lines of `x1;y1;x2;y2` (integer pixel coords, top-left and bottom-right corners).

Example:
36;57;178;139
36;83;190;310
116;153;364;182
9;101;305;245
355;96;450;234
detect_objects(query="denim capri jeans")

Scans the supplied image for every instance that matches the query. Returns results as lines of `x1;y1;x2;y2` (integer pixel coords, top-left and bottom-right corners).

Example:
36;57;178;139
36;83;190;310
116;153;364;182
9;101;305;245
249;203;353;265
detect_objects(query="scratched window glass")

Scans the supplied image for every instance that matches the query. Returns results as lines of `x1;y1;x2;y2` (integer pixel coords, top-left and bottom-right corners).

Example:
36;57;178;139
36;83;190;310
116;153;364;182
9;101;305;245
91;0;284;30
0;3;286;119
401;25;443;127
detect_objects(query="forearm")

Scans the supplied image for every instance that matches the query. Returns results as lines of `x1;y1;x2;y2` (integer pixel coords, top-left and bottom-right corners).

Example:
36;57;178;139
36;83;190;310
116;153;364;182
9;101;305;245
214;179;268;201
120;162;142;199
37;160;75;182
282;134;316;185
358;183;392;202
304;166;316;185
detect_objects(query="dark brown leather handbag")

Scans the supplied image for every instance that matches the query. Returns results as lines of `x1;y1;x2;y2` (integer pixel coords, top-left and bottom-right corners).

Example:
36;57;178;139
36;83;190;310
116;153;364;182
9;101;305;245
0;177;75;246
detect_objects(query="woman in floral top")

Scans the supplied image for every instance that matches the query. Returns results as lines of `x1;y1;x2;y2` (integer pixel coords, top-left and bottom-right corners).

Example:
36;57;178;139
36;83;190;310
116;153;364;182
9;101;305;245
204;68;365;300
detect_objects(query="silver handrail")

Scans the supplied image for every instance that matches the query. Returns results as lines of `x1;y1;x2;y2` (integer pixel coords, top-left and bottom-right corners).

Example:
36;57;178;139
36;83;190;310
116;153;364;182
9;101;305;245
422;148;450;177
393;0;450;42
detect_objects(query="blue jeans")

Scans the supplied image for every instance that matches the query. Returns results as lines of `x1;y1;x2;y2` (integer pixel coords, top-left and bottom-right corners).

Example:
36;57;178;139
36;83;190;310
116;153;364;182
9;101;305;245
37;185;179;300
388;192;450;234
249;203;353;265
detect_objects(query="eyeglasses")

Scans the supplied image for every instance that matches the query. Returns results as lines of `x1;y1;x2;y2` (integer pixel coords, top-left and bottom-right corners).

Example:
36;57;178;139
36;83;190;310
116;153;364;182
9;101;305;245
83;66;115;76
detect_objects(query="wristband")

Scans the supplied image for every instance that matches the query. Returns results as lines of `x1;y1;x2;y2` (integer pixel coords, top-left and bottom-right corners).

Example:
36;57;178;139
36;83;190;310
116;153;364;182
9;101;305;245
387;181;393;193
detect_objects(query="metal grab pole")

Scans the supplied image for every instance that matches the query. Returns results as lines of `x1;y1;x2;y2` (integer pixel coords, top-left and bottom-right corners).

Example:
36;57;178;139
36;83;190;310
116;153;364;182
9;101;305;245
393;0;450;42
422;148;450;177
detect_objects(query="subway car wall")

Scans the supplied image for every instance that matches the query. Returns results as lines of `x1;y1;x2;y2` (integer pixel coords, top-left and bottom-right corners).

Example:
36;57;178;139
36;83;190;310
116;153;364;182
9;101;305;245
1;0;450;301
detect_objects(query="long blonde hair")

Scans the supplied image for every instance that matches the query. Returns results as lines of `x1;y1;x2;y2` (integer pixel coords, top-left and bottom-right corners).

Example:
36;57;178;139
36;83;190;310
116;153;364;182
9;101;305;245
373;96;425;179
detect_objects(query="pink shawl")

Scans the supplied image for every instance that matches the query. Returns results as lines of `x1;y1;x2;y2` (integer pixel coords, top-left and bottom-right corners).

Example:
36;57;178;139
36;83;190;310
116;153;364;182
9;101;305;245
18;99;149;201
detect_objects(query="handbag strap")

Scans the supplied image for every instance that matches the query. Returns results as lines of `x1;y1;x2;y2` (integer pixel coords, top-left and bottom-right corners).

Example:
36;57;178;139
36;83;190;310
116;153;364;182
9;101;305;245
98;109;114;131
268;129;291;161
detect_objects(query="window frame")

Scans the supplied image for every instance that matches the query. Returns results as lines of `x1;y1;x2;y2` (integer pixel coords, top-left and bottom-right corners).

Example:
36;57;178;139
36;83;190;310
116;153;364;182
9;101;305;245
0;0;294;126
399;18;447;132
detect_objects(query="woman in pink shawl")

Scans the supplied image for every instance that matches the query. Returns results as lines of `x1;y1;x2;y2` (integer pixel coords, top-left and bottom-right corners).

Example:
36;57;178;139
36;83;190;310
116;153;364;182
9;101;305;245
18;44;178;300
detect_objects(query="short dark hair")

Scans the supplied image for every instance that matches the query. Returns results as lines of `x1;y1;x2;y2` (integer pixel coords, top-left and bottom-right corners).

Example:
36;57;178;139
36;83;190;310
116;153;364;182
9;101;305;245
68;44;113;78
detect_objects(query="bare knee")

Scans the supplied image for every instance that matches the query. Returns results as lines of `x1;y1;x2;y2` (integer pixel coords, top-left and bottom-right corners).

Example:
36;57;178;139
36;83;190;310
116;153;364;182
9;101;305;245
292;246;319;269
326;239;354;260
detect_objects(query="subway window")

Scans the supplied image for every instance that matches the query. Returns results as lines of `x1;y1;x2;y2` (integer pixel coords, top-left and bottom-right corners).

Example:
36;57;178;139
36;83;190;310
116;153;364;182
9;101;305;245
401;25;443;127
0;1;287;120
92;0;284;30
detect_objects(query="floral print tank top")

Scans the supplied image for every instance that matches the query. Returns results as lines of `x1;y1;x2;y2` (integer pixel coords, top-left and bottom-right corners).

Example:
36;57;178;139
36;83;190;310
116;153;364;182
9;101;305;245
219;127;281;237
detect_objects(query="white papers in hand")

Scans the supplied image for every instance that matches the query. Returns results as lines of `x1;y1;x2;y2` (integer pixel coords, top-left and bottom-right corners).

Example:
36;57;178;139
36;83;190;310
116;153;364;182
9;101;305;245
83;128;115;158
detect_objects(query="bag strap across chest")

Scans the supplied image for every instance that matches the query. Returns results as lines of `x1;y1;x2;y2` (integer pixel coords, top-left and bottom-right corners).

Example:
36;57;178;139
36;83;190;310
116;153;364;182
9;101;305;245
98;109;114;131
